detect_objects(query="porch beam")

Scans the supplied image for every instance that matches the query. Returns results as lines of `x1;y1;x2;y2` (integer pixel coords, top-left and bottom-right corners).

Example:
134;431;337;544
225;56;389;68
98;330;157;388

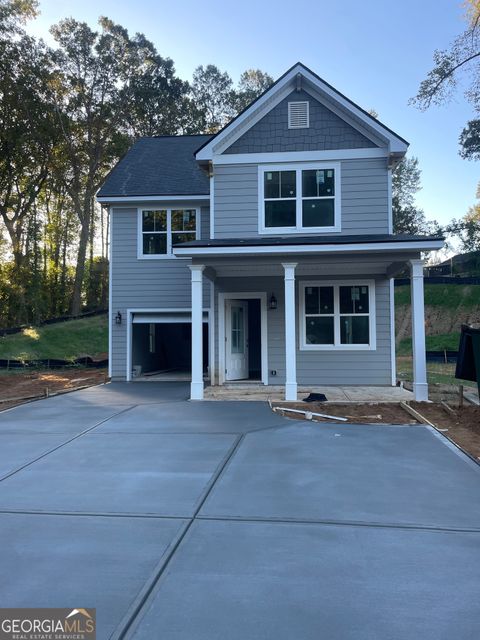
386;261;407;279
189;264;205;400
410;259;428;401
282;262;298;401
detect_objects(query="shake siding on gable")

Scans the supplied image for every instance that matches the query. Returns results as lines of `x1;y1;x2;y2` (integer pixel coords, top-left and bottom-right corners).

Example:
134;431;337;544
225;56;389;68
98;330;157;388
223;90;378;153
213;157;389;239
110;204;210;379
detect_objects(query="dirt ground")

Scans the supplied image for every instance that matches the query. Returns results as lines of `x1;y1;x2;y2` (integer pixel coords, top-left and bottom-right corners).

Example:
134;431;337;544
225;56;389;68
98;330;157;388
273;401;480;462
0;368;108;411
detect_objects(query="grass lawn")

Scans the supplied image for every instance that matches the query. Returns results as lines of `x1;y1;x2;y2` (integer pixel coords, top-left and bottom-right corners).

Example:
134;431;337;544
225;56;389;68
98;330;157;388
397;332;461;356
396;356;476;387
395;283;480;308
0;315;108;361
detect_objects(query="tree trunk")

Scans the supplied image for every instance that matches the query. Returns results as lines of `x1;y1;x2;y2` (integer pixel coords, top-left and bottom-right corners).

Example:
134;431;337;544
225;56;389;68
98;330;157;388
70;217;90;316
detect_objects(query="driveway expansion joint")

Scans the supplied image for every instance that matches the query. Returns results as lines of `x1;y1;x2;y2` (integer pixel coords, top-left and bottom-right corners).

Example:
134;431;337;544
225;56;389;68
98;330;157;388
0;404;137;483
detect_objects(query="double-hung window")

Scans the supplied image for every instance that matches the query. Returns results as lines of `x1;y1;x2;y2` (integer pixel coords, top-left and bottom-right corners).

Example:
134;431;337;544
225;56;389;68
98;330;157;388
259;162;340;233
138;208;198;258
300;281;375;350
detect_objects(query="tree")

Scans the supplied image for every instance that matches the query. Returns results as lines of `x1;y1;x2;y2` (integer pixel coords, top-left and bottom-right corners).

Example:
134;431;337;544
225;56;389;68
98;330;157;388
119;35;200;137
392;157;435;234
411;0;480;159
190;64;235;133
446;204;480;251
0;0;57;321
234;69;273;112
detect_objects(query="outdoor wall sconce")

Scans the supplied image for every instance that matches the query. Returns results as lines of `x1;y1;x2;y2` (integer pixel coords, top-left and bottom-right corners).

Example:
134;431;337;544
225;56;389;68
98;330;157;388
115;311;122;325
269;294;277;310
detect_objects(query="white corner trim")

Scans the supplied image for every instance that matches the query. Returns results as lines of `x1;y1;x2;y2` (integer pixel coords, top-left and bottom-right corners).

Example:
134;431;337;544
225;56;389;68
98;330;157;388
298;279;377;351
108;206;112;378
218;292;268;386
137;206;200;260
174;239;444;258
212;147;388;166
387;168;393;234
389;278;396;386
209;174;215;239
97;194;210;203
257;161;341;235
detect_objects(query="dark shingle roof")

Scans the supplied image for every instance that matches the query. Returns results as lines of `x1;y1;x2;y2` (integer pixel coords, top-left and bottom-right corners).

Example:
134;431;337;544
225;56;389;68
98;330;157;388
175;233;444;248
97;135;213;198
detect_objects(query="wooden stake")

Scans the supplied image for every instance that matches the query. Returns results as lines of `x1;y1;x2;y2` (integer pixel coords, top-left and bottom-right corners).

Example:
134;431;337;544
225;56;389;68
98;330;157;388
459;384;464;408
400;402;436;427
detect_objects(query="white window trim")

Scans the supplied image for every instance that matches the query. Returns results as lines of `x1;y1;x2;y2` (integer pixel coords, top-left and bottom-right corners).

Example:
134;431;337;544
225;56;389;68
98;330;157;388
299;280;376;351
288;101;310;129
258;162;341;235
137;207;200;260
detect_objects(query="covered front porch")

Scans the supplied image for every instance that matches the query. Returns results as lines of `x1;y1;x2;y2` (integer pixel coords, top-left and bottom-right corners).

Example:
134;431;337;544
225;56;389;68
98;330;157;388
176;235;444;402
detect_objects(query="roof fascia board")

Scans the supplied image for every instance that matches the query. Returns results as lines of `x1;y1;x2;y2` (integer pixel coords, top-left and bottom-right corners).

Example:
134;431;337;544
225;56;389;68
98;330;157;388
97;194;210;203
212;147;388;166
196;63;408;161
298;67;408;153
174;240;444;257
302;84;387;148
195;68;300;160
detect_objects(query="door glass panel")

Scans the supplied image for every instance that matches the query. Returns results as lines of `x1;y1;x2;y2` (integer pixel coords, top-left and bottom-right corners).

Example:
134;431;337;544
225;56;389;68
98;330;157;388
231;307;244;354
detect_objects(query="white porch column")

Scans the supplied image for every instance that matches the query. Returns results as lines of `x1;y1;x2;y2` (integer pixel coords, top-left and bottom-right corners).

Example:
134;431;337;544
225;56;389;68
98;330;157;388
410;259;428;401
189;264;205;400
282;262;298;401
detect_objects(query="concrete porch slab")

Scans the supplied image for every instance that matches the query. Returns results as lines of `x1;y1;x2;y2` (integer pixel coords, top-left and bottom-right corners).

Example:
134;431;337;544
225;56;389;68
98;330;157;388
0;513;187;640
0;433;237;516
204;384;414;402
200;423;480;529
126;519;480;640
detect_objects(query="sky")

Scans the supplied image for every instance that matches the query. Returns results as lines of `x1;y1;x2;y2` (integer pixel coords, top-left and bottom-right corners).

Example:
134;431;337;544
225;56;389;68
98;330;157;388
26;0;479;230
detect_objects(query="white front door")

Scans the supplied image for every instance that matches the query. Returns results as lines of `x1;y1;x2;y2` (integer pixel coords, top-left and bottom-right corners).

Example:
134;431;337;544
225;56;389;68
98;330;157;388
225;300;249;380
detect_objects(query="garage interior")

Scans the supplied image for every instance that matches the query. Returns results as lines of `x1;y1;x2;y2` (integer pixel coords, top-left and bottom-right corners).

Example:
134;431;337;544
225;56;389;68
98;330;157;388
132;313;208;381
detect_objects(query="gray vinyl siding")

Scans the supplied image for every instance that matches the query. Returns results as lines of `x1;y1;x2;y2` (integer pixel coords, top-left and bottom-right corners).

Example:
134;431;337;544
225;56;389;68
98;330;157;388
110;204;210;379
224;90;377;154
213;157;389;238
213;272;393;386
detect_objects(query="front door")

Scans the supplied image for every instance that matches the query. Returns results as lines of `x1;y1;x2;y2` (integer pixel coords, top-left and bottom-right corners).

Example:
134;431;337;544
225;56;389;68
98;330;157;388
225;300;249;380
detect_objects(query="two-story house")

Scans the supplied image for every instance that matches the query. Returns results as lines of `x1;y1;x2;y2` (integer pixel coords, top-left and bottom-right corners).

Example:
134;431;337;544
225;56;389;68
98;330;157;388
97;62;443;401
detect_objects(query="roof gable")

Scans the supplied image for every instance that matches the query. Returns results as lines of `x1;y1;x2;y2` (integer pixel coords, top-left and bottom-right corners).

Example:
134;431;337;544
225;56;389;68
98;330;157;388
195;62;408;161
224;89;378;154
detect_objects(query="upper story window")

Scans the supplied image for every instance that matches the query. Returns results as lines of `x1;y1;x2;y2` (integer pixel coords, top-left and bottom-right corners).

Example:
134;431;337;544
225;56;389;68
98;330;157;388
299;281;376;351
288;101;309;128
259;162;341;234
138;208;198;259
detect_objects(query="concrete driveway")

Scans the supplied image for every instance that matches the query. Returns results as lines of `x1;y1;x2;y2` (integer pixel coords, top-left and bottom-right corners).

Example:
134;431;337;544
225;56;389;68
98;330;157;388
0;382;479;639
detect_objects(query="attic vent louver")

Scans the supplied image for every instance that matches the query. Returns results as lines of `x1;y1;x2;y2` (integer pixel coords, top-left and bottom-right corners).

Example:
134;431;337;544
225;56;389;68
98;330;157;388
288;101;309;129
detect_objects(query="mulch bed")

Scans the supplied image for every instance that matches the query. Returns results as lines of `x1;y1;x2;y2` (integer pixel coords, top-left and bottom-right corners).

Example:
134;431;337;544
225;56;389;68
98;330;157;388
0;369;108;411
